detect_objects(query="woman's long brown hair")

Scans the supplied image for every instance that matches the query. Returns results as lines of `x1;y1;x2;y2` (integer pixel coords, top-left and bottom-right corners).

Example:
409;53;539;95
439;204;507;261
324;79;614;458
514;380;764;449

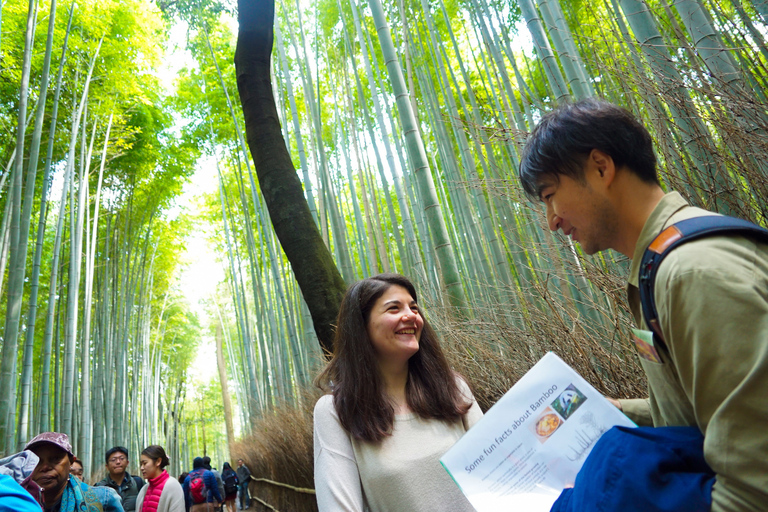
315;273;471;443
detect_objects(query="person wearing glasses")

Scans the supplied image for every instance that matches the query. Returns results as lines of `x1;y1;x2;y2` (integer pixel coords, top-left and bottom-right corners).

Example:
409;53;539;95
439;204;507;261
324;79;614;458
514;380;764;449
95;446;146;512
69;457;84;480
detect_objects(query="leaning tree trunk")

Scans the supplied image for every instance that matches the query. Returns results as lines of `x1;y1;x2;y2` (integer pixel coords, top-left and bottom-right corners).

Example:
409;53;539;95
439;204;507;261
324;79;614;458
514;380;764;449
234;0;346;355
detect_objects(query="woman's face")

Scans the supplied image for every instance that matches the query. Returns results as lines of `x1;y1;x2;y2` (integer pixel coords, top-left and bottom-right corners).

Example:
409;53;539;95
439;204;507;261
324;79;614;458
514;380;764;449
139;454;162;480
366;285;423;367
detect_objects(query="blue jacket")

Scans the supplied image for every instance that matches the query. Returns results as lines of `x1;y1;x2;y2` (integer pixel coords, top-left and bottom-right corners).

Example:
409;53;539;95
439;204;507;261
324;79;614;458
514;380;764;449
551;426;715;512
183;468;222;509
0;473;40;512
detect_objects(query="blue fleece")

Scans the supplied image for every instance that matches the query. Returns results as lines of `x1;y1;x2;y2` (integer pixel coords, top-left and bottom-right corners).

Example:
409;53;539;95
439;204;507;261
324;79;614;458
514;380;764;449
0;473;41;512
551;426;714;512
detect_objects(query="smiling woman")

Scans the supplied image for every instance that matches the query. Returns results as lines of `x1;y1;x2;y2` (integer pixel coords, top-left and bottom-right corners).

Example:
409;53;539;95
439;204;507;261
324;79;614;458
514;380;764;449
312;274;483;512
365;284;424;376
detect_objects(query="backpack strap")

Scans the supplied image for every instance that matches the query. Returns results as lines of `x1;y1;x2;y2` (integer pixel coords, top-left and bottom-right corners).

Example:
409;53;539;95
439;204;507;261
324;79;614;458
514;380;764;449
639;215;768;349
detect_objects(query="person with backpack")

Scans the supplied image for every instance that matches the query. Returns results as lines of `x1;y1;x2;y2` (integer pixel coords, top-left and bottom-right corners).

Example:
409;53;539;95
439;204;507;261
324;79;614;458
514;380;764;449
219;463;238;512
182;457;222;512
518;98;768;511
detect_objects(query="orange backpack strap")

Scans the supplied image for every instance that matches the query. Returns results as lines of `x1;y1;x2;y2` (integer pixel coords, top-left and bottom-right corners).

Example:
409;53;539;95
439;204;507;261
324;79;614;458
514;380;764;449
638;215;768;348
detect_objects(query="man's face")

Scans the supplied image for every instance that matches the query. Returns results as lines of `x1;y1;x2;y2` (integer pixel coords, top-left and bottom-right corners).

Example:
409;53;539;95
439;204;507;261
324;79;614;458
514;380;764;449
539;173;618;256
237;459;243;467
30;444;71;495
70;461;84;479
107;451;129;477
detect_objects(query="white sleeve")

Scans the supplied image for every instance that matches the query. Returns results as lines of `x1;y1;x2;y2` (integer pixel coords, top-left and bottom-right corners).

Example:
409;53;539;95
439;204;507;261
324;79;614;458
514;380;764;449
163;478;187;512
456;376;484;430
313;395;365;512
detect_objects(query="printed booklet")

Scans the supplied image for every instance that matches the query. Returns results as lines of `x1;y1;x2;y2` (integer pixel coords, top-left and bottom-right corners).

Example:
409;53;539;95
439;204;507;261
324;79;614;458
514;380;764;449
440;352;636;511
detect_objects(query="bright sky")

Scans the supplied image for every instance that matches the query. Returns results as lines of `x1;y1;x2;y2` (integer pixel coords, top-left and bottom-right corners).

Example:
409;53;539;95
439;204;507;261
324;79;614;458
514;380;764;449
158;20;225;383
154;7;534;385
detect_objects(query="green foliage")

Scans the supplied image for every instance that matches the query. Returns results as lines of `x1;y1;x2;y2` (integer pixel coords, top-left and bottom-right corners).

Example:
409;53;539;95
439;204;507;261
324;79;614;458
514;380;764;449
155;0;234;27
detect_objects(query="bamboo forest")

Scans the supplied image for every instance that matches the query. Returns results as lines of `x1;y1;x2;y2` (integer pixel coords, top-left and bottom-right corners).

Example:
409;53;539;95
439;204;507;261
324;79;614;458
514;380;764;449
1;0;766;508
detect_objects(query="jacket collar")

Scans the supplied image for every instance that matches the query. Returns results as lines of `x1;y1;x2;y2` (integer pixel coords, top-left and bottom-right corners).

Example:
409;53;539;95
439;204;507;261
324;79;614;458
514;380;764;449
628;192;689;287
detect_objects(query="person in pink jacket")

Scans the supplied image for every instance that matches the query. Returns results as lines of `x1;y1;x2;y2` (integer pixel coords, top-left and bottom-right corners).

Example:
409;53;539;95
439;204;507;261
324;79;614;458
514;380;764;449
135;446;184;512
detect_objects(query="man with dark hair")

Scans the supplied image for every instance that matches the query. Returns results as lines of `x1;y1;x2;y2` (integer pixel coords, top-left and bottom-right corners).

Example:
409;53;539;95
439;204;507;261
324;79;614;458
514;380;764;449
26;432;124;511
69;457;84;480
519;98;768;511
235;459;251;511
95;446;144;512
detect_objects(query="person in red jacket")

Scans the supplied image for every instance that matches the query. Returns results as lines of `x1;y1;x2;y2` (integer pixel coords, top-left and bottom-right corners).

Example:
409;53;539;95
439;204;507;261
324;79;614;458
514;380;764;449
135;446;184;512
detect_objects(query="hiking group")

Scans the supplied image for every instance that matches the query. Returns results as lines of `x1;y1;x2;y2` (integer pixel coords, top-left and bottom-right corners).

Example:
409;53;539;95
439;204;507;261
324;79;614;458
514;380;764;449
0;433;253;512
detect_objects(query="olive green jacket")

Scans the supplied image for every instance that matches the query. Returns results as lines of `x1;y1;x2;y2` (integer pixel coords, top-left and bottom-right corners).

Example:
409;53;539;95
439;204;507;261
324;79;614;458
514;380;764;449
619;192;768;512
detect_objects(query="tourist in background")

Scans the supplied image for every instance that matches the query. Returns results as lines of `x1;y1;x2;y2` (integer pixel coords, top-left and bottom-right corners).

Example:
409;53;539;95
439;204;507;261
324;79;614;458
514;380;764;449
135;445;184;512
69;457;84;480
220;462;238;512
96;446;145;512
313;273;483;512
202;456;225;510
183;457;222;511
235;459;251;510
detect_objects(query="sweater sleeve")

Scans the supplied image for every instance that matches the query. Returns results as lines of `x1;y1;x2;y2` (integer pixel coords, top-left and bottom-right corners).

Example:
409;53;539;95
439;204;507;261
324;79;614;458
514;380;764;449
617;398;653;426
135;484;147;512
313;395;364;512
159;478;186;512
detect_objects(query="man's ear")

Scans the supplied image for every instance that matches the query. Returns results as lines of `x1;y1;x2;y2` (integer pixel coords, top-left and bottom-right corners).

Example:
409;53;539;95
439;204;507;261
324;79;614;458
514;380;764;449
588;149;616;187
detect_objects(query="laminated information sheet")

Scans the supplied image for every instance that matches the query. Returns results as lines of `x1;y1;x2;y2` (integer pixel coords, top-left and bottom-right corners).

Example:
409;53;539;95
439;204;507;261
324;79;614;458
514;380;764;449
440;352;636;511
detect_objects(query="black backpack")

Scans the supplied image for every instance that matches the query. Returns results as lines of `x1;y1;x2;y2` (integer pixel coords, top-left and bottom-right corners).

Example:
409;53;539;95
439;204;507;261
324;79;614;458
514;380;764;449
638;215;768;348
224;471;238;495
